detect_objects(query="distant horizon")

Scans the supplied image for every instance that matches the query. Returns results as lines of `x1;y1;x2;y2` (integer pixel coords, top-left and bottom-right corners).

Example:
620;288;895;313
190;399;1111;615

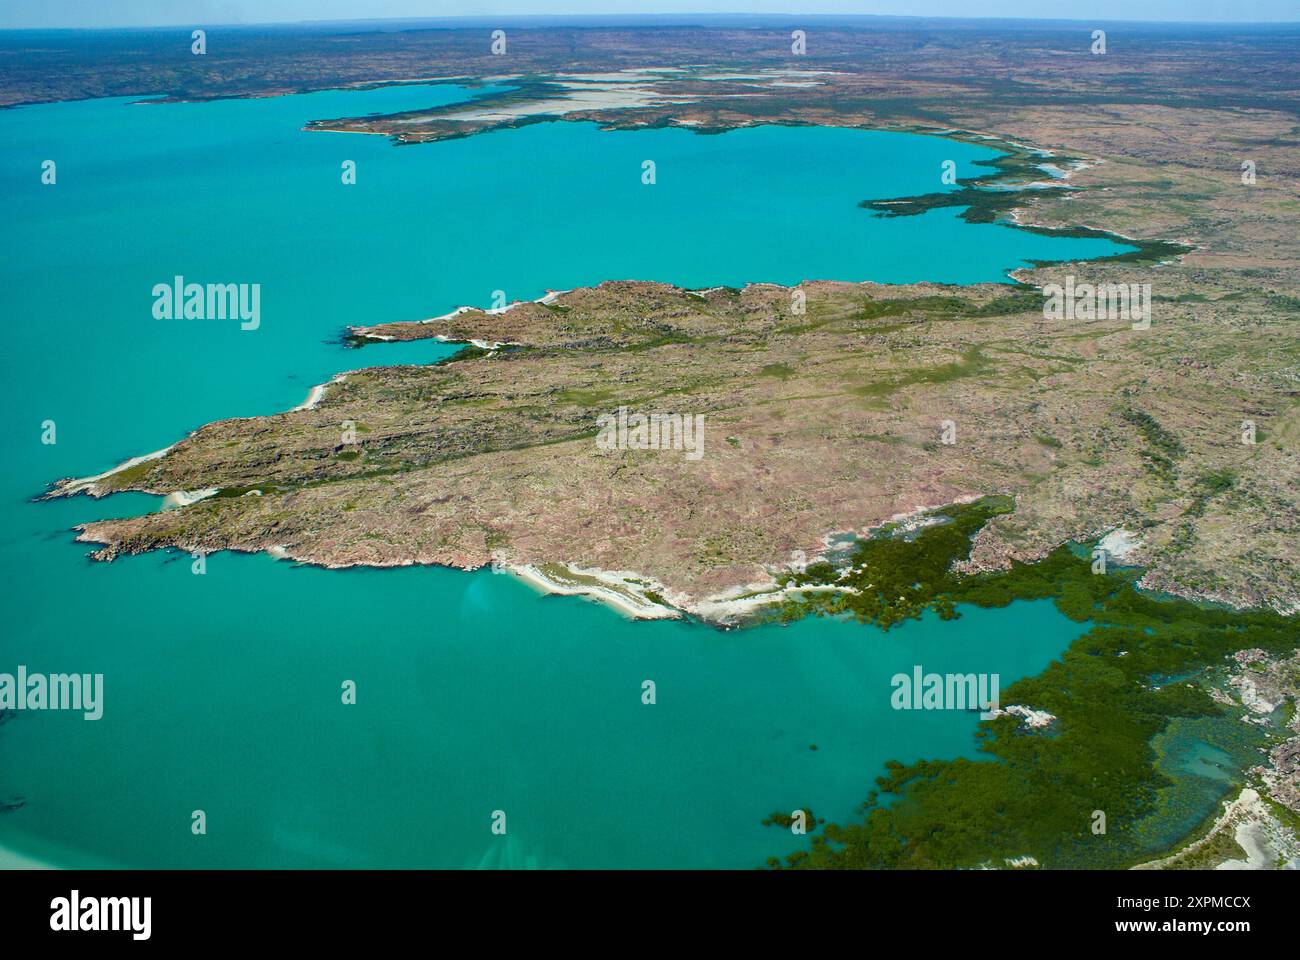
3;5;1298;31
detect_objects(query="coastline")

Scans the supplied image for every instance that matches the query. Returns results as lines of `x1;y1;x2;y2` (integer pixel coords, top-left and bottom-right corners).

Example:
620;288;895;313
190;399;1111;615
494;495;993;626
291;379;335;412
47;370;343;502
29;91;1265;622
46;444;176;499
5;22;1298;881
500;561;682;620
1130;788;1297;870
349;289;569;345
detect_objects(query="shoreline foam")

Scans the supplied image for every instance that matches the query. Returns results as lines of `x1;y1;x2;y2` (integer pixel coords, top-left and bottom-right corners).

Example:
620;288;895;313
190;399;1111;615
51;444;176;498
499;560;681;620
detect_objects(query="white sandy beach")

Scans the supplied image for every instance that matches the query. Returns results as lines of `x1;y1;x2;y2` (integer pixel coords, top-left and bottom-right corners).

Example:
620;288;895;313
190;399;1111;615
55;444;176;497
501;561;681;620
160;488;219;510
292;382;328;411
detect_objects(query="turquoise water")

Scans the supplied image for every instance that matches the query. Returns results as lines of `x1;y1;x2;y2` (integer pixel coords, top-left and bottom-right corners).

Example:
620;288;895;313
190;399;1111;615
0;83;1115;868
1126;715;1266;861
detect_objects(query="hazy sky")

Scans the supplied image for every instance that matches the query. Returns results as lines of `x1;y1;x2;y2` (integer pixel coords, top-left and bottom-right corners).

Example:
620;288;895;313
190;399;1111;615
1;1;1295;29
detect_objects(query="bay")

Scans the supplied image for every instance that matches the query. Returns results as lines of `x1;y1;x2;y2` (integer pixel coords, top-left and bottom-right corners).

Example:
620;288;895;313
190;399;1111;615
0;82;1116;868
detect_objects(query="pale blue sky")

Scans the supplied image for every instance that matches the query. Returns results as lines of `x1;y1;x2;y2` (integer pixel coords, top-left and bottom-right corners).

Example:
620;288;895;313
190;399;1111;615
1;1;1295;29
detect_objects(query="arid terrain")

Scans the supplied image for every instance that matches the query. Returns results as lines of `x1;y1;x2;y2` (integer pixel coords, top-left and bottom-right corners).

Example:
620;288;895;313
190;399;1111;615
52;273;1300;623
13;17;1299;869
31;19;1299;622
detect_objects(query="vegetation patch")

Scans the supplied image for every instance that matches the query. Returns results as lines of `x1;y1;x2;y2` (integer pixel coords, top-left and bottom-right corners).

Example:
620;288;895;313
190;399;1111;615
768;504;1298;869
